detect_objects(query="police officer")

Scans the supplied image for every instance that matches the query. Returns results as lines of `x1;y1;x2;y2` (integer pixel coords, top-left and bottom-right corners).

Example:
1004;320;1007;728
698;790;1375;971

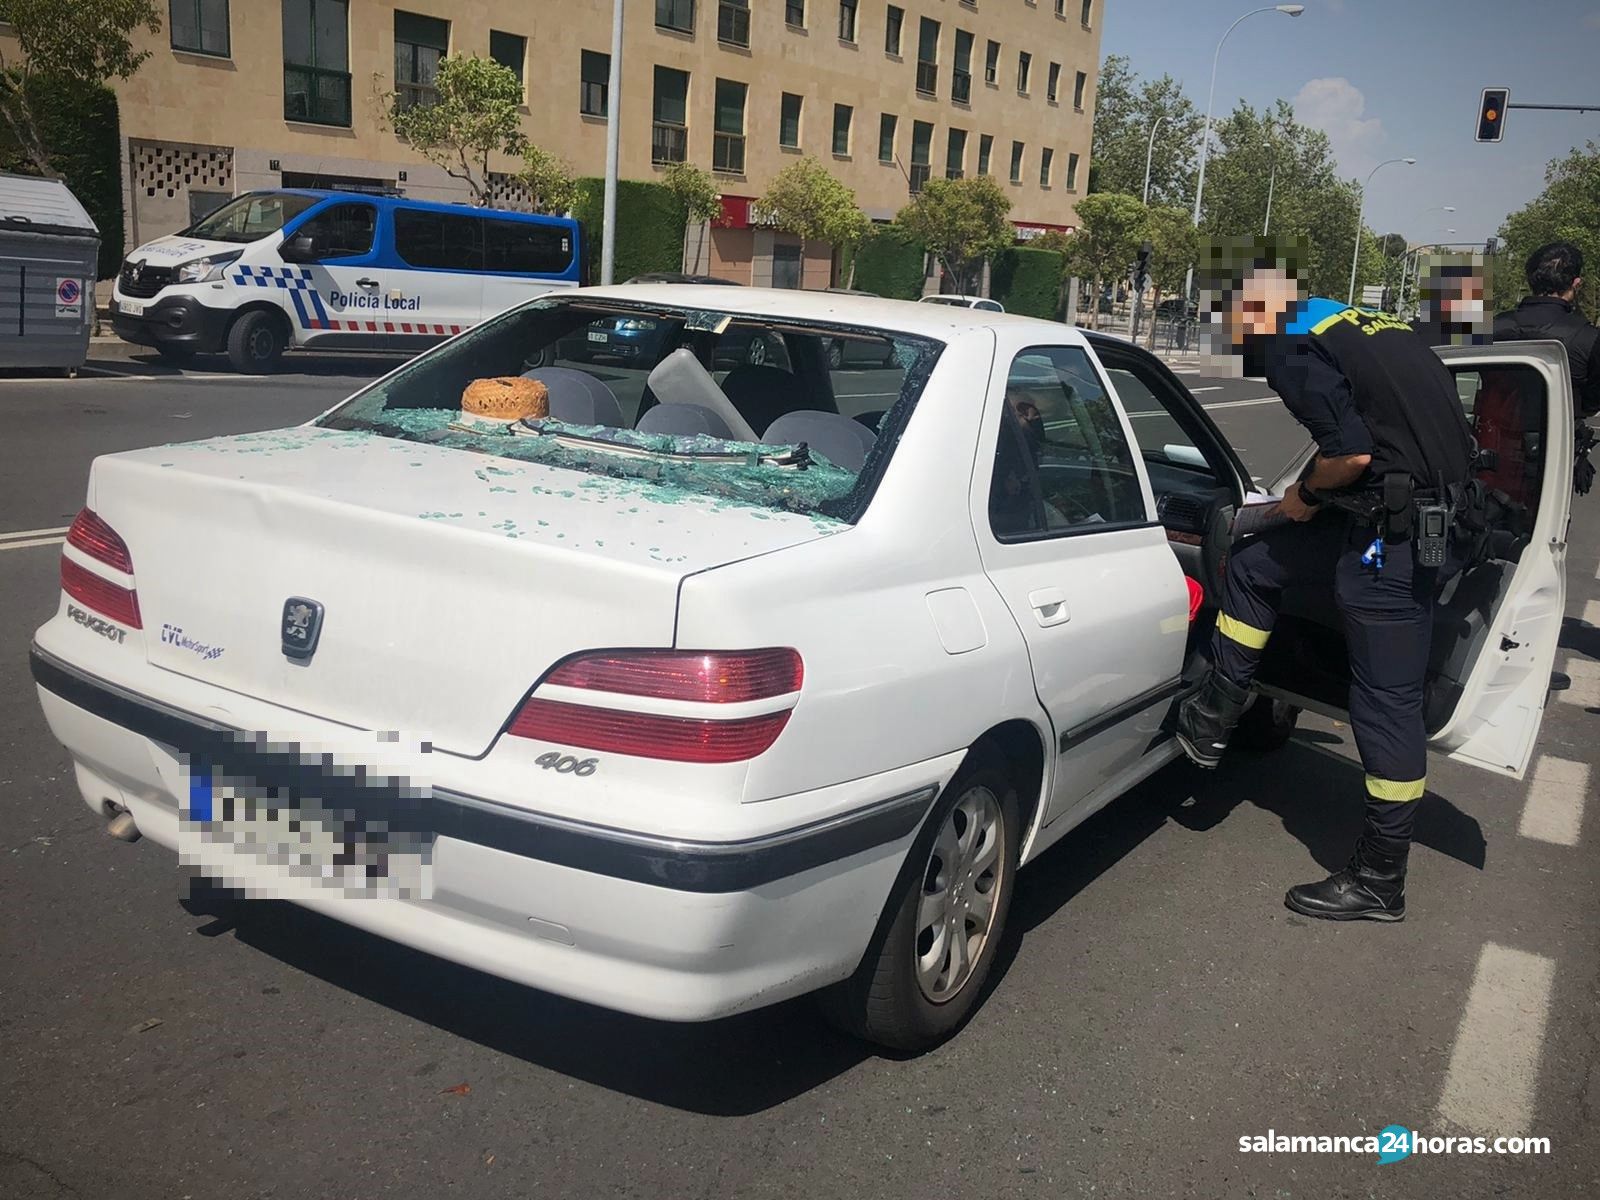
1177;258;1474;922
1495;241;1600;419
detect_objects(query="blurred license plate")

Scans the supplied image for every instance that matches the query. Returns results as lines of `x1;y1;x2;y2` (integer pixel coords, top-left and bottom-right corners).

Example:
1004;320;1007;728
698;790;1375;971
119;299;145;317
587;330;608;343
178;778;431;899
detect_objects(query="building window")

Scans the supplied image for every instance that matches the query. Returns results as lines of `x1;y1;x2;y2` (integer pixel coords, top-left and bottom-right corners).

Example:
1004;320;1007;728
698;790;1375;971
1016;51;1031;95
652;65;689;164
282;0;351;126
832;103;853;155
1081;0;1093;26
657;0;695;33
394;11;449;110
714;78;747;173
786;0;805;27
915;17;938;96
580;49;610;117
984;39;999;85
838;0;857;42
780;92;803;148
878;112;897;162
1009;140;1024;184
171;0;229;56
952;29;973;104
910;119;932;193
717;0;750;47
977;133;993;176
772;243;803;289
1066;151;1080;189
946;127;966;179
1047;62;1060;103
490;30;525;87
1039;147;1053;187
1074;70;1087;110
884;4;903;54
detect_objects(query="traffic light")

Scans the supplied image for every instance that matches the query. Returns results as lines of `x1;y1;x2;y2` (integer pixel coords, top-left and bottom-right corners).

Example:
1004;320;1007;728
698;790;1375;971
1134;240;1152;292
1476;88;1509;142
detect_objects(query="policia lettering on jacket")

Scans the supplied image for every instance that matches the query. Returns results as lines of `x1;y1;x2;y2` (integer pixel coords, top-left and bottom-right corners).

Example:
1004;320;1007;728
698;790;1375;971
1177;265;1474;923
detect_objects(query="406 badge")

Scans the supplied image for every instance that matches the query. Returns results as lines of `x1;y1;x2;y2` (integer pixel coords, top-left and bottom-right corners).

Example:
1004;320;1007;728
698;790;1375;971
534;752;598;777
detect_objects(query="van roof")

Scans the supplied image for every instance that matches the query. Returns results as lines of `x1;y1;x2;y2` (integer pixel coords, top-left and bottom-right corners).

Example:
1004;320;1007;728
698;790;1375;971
260;188;571;222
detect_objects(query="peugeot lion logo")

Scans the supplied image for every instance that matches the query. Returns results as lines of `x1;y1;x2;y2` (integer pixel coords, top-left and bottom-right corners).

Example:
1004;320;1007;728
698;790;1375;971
281;597;325;660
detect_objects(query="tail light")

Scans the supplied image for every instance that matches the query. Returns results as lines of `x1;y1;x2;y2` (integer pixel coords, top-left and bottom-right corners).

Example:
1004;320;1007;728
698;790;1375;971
61;508;142;628
508;649;803;763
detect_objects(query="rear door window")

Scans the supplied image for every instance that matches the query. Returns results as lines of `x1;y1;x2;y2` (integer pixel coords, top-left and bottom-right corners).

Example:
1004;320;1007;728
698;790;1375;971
394;208;485;270
482;218;572;275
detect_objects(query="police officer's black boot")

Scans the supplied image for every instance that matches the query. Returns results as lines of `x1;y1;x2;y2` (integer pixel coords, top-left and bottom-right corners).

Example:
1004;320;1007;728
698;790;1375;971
1284;835;1408;922
1175;671;1252;769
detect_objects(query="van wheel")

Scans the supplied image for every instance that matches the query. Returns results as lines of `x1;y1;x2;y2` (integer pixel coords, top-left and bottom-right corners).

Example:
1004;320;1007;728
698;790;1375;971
226;311;286;374
820;755;1019;1052
1234;695;1300;751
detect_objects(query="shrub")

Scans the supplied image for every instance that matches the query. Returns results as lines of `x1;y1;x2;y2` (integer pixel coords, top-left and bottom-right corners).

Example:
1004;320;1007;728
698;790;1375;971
992;247;1064;319
571;177;687;282
852;223;927;299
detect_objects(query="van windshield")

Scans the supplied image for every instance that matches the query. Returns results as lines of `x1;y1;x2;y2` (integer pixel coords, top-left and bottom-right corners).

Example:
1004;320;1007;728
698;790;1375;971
187;192;321;243
318;296;943;521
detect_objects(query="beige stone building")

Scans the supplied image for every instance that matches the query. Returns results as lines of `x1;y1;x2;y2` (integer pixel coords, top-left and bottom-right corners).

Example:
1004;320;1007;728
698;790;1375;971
102;0;1102;284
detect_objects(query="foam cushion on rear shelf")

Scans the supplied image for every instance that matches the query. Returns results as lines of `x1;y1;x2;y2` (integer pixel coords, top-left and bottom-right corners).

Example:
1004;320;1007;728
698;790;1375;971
522;367;626;428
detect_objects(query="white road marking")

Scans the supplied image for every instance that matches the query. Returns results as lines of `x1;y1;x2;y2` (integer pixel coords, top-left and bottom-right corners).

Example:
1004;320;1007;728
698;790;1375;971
1190;385;1223;392
1557;657;1600;707
1582;598;1600;626
0;536;65;552
1518;756;1589;846
1128;396;1280;420
0;526;69;541
1437;942;1554;1136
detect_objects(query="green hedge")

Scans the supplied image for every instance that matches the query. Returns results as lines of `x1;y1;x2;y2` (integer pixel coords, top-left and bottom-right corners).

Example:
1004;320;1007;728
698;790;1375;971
0;78;124;278
572;177;687;282
852;223;927;299
992;247;1064;319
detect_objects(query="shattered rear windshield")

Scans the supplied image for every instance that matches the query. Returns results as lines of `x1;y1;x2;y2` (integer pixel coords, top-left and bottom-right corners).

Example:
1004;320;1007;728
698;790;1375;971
317;296;943;522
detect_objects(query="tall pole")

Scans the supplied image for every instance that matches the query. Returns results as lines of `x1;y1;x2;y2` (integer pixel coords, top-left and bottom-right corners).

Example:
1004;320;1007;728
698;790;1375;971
1263;162;1276;235
1181;5;1303;303
1142;115;1167;205
1347;156;1414;305
599;0;624;285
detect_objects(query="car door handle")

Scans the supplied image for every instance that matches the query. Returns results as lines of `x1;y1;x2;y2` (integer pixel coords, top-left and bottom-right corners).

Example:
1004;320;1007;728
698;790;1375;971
356;278;379;288
1028;588;1070;627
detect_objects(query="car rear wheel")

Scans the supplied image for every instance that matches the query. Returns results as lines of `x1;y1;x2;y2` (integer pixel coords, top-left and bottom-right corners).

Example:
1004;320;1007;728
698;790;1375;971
745;336;769;366
821;755;1019;1051
226;310;286;374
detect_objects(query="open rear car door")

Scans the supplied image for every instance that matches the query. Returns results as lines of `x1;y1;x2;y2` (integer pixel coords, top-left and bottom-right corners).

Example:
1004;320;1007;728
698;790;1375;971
1262;341;1575;780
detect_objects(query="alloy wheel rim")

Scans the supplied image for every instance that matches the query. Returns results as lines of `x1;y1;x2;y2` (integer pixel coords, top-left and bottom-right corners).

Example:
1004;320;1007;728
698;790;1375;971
914;784;1004;1004
747;337;767;365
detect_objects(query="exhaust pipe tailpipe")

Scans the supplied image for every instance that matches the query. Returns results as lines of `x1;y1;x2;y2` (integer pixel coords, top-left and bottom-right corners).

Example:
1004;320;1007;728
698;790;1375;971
106;809;142;842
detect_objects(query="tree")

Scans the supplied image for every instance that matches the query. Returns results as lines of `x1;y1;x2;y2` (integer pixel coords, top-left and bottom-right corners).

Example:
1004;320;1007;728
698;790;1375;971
895;175;1014;295
1142;205;1196;346
759;156;870;287
661;162;722;274
515;144;577;215
1088;54;1203;207
1496;141;1600;322
1062;192;1147;329
386;55;526;205
0;0;160;177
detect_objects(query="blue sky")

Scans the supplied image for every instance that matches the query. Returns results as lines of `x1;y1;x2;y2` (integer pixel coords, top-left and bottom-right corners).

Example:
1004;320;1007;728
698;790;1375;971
1099;0;1600;246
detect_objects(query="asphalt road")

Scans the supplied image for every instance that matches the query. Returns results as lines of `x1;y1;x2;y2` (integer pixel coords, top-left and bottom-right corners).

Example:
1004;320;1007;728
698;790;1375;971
2;350;1597;1199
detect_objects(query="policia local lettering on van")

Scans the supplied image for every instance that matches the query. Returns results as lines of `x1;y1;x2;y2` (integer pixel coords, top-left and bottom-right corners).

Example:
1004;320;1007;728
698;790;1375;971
1177;265;1475;923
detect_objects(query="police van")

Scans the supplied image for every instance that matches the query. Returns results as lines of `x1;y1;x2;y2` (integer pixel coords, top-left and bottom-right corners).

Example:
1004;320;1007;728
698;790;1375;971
110;190;584;372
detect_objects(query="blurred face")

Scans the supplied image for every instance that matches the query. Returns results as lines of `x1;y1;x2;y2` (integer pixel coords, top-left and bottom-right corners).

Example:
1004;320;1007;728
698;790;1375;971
1227;267;1301;343
1442;275;1485;323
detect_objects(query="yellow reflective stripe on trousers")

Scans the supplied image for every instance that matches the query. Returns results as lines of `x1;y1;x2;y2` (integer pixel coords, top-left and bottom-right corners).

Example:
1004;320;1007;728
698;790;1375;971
1366;775;1426;802
1216;612;1271;650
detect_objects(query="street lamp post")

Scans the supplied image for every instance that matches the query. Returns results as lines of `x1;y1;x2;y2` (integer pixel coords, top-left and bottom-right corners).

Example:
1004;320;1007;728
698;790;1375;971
1182;4;1304;303
599;0;624;285
1142;115;1168;205
1347;156;1415;305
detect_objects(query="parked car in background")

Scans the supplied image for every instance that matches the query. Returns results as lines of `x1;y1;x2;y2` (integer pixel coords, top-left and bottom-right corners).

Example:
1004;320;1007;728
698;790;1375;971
624;273;740;286
920;294;1005;313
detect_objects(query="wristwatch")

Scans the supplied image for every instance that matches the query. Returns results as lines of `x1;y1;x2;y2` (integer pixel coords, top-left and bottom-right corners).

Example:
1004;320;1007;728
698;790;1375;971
1297;481;1323;507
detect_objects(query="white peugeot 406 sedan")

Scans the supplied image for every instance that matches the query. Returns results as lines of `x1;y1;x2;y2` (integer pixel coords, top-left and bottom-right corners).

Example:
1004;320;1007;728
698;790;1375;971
32;287;1573;1050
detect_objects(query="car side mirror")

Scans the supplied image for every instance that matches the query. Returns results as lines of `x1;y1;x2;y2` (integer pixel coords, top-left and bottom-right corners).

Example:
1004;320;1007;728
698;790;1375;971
281;234;316;263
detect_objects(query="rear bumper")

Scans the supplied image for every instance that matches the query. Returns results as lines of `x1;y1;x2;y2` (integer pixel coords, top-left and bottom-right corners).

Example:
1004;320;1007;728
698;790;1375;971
30;644;940;1020
109;292;230;352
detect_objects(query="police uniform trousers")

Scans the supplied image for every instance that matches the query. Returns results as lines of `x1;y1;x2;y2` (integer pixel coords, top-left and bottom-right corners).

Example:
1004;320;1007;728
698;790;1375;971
1210;513;1455;848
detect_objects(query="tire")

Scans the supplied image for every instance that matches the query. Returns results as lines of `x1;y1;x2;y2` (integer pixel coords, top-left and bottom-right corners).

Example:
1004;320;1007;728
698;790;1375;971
821;754;1021;1052
154;344;195;365
226;310;286;374
1233;694;1300;751
826;340;844;369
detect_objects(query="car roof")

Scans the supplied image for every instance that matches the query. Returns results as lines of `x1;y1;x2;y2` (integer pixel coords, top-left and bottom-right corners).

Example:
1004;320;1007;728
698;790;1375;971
567;284;1084;341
